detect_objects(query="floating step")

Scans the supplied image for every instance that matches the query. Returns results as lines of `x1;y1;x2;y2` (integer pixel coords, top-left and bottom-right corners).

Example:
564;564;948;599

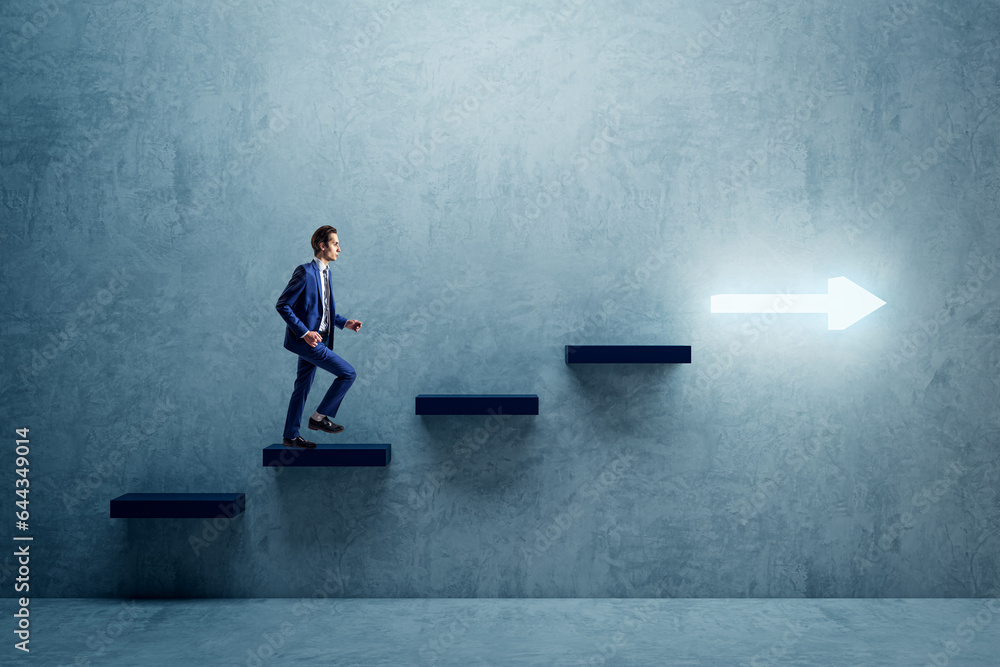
565;345;692;364
262;443;390;467
415;394;539;415
110;493;245;519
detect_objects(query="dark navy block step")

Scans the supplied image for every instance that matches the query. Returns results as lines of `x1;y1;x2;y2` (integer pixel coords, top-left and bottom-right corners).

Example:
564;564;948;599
415;394;539;415
263;443;390;467
110;493;245;519
565;345;692;364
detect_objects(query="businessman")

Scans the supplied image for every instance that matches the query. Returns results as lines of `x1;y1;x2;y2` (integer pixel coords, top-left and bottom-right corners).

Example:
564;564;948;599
276;226;362;448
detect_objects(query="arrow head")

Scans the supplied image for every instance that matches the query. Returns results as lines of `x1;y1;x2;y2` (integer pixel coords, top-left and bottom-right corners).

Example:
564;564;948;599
827;277;886;330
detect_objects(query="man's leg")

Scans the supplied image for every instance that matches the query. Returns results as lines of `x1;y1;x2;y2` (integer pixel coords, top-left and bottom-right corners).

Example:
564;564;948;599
301;344;356;419
283;356;318;440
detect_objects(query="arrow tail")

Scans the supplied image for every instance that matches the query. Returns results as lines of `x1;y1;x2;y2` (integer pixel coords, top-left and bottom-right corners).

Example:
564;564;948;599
711;294;828;314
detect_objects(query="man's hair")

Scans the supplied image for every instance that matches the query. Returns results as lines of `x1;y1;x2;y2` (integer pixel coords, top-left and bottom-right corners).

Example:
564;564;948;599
311;226;338;255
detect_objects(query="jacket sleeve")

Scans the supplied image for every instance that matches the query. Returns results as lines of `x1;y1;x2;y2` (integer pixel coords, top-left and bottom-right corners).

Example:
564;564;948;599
334;313;348;330
275;265;310;338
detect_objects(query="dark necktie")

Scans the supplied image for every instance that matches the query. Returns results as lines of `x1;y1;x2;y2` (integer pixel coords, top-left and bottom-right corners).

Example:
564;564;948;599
322;268;330;332
324;269;334;347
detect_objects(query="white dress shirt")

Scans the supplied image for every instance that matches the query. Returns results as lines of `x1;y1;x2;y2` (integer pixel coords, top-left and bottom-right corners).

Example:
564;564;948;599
301;257;331;337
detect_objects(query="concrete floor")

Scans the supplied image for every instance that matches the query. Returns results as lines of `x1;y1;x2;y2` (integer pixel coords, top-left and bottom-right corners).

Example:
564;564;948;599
8;598;999;666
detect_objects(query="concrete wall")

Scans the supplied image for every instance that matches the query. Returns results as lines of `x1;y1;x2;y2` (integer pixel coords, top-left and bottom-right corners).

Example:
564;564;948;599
2;0;997;597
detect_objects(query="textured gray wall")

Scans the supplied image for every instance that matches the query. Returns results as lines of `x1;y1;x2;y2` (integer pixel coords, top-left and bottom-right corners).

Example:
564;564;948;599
1;0;998;598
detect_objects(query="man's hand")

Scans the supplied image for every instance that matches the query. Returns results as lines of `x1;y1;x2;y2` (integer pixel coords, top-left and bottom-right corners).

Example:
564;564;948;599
345;320;362;332
303;331;323;348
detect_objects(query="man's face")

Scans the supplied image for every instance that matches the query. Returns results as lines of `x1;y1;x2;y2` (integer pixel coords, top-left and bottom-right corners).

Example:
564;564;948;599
322;233;340;261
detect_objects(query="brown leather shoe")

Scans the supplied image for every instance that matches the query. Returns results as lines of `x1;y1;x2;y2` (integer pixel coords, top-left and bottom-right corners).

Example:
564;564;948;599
282;435;316;448
307;416;345;434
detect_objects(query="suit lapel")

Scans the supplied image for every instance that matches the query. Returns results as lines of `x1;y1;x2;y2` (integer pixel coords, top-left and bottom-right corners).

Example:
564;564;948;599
311;260;332;331
309;261;321;326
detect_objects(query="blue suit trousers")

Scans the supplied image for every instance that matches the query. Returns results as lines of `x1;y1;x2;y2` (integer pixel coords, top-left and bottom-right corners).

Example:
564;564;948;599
282;336;356;440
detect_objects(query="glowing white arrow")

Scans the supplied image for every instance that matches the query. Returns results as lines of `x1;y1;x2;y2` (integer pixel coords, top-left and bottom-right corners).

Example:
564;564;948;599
711;277;886;330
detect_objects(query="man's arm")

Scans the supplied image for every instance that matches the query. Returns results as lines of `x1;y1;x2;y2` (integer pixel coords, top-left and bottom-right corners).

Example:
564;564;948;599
275;265;310;339
334;313;348;330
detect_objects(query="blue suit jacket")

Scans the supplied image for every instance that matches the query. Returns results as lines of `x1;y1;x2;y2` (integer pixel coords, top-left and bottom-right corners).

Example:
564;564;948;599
276;261;347;354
